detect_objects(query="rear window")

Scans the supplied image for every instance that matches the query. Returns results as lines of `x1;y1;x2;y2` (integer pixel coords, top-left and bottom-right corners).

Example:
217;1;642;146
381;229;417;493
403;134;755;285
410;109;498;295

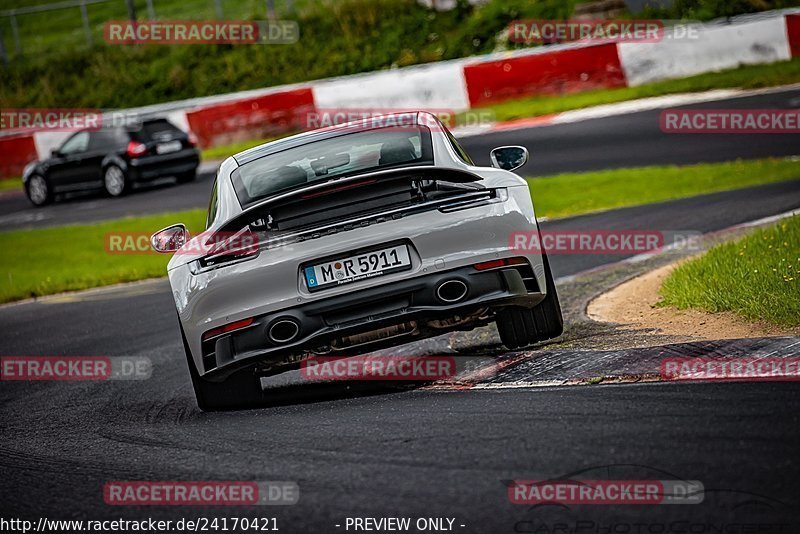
89;128;129;151
231;126;434;208
134;119;185;142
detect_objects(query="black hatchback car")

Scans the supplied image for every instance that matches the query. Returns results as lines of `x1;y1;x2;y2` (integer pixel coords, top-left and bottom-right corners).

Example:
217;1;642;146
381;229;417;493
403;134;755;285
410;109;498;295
22;118;200;206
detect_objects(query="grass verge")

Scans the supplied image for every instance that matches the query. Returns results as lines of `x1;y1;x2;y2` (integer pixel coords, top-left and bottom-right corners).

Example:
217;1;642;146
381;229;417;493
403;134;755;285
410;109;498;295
660;216;800;327
0;177;22;192
471;57;800;123
0;210;205;304
528;158;800;219
1;157;798;304
201;135;288;161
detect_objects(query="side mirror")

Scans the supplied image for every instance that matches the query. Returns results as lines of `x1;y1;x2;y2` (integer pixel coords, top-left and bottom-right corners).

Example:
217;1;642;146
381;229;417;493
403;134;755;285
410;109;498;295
51;149;62;158
150;224;189;253
490;146;529;171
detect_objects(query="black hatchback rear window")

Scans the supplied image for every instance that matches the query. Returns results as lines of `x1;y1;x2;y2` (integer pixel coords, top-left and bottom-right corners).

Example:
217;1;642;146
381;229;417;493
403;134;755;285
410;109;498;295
135;119;185;141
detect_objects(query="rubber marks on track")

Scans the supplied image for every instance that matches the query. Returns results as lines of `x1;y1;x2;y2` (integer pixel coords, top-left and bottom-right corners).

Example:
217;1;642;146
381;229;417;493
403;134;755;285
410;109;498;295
430;336;800;390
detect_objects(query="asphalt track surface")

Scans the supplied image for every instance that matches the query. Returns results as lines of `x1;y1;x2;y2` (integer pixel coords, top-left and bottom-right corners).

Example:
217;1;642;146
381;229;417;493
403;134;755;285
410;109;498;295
1;88;799;231
2;176;800;529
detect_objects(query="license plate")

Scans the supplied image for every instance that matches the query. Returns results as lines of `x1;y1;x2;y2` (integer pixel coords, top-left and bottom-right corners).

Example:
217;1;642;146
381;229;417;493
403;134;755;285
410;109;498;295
304;245;411;291
156;140;182;154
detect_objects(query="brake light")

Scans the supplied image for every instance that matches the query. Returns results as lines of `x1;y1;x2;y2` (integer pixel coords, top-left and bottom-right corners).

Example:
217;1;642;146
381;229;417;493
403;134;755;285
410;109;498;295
474;257;528;271
202;318;254;342
126;141;148;158
198;228;260;268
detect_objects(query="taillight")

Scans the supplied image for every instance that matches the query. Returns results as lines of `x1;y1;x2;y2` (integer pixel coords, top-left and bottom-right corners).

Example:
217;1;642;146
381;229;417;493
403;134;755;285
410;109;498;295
187;132;199;147
474;257;528;271
198;228;260;268
202;318;255;342
126;141;147;158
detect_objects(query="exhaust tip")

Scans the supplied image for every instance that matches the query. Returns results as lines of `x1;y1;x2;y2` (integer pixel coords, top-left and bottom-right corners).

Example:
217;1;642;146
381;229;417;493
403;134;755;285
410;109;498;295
436;279;469;303
268;318;300;344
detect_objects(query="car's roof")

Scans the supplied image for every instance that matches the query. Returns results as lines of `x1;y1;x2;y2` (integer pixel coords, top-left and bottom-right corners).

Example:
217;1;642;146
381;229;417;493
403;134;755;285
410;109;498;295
233;111;434;166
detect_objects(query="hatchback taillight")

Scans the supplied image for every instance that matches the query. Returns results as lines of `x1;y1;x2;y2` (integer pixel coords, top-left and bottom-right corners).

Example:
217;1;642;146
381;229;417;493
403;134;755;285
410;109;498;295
126;141;148;158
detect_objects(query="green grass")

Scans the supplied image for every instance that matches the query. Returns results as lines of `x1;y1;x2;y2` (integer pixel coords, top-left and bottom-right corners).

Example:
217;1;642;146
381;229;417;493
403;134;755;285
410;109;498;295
473;58;800;123
528;158;800;219
0;177;21;192
0;209;205;303
0;0;577;108
660;216;800;327
201;134;288;161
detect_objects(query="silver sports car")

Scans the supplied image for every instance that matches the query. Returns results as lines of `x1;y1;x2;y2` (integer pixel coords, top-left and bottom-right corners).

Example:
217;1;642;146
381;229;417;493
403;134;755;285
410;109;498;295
152;112;562;410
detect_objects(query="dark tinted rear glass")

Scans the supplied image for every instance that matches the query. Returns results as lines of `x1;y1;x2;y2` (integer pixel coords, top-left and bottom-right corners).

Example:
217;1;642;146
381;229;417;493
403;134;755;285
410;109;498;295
231;126;434;208
89;128;129;151
135;119;185;142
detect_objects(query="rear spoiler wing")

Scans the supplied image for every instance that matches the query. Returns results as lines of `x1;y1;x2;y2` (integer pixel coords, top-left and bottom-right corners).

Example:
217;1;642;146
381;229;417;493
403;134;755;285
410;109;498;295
218;166;483;235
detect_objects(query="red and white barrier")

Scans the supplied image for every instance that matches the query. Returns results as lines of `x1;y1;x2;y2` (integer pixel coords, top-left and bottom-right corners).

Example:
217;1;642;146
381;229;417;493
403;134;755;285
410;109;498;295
185;87;315;148
463;42;625;106
3;10;799;178
618;17;794;86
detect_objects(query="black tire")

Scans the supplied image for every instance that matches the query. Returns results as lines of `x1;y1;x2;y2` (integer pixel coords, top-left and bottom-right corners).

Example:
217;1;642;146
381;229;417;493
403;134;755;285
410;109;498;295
103;164;130;197
176;169;196;184
25;174;53;207
496;252;563;350
179;325;264;411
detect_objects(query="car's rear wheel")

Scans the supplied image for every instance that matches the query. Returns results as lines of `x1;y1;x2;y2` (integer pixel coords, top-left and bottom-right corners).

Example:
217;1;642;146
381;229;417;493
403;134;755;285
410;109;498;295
103;165;129;197
179;325;264;411
176;170;196;184
496;253;563;350
25;174;53;207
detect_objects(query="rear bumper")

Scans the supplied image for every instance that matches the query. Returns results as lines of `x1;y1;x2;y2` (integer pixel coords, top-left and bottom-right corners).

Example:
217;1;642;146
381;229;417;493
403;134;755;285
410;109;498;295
128;148;200;181
198;263;543;381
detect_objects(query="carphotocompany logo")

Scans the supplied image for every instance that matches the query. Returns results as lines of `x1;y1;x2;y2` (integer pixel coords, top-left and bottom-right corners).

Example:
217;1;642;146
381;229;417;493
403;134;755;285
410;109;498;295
661;357;800;381
0;356;151;381
509;230;702;255
103;481;298;505
661;109;800;133
104;20;298;45
509;479;704;505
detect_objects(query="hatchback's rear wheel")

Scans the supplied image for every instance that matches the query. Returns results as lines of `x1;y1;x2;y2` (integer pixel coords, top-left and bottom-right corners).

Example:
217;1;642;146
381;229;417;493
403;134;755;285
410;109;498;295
496;253;563;350
103;165;129;197
25;174;52;207
179;325;264;411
